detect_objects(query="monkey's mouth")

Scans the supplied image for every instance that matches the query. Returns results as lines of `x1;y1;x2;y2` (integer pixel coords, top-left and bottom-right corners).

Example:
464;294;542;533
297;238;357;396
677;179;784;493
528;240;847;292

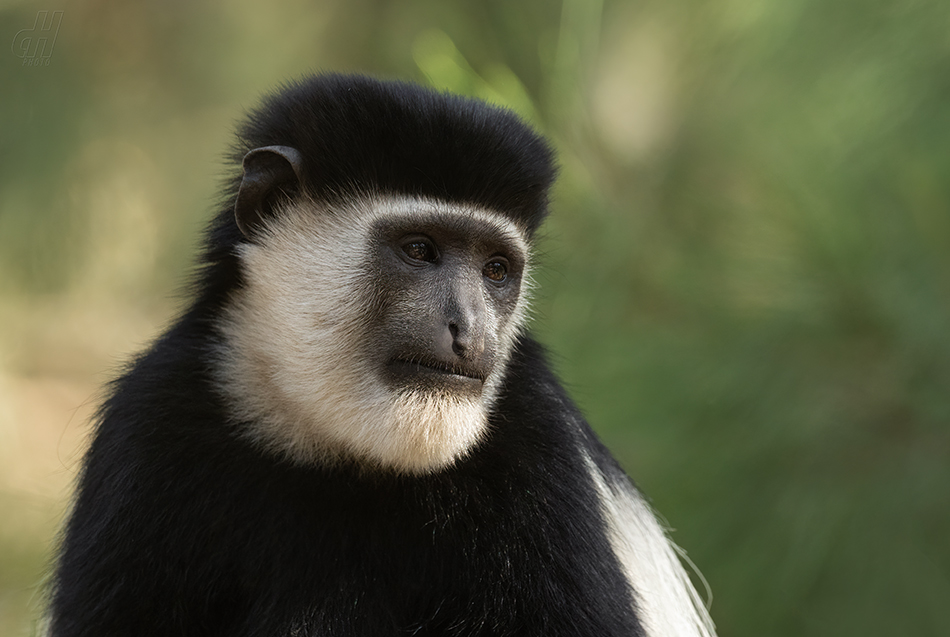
387;357;487;390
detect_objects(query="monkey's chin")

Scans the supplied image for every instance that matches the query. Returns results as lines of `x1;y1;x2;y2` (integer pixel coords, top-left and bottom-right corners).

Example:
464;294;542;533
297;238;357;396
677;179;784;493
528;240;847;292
367;390;490;473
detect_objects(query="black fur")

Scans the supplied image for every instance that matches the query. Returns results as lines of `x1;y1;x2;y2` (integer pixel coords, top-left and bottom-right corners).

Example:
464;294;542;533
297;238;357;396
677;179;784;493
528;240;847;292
234;74;556;236
50;75;644;636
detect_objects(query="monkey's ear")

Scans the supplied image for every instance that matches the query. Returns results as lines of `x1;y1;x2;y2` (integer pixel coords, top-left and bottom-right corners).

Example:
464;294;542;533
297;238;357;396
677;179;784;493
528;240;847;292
234;145;304;239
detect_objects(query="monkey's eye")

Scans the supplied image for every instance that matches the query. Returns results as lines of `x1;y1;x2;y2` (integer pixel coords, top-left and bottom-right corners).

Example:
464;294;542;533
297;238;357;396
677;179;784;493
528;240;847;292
483;259;508;283
401;238;438;263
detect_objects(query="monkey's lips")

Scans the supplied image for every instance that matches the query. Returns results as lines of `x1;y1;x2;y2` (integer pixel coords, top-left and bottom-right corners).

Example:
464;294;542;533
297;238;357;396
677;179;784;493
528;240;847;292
387;358;487;393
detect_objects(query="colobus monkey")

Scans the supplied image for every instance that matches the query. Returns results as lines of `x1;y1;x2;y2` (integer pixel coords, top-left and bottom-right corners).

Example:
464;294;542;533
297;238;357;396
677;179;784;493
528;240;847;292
50;74;716;637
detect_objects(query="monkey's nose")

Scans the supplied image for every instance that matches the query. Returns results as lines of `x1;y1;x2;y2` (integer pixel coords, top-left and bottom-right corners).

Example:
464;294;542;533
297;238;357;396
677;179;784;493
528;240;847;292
449;321;484;359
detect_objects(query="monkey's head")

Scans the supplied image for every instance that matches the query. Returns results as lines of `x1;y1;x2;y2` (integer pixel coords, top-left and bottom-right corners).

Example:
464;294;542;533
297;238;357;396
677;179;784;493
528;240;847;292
212;75;556;474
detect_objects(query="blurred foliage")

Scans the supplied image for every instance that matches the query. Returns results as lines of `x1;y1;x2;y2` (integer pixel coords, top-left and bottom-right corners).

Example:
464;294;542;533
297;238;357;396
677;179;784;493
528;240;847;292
2;0;949;635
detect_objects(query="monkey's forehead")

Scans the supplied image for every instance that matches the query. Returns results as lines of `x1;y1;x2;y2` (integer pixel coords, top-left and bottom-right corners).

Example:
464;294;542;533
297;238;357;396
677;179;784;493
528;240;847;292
364;196;531;251
234;74;557;236
276;194;532;258
247;191;531;241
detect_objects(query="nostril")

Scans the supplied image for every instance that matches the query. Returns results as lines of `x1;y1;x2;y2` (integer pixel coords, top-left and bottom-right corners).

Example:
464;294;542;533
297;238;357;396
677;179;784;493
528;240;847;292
449;322;468;356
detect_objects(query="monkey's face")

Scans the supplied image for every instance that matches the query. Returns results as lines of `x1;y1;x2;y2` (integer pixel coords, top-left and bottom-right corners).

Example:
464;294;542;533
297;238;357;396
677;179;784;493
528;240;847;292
215;195;532;474
370;210;527;399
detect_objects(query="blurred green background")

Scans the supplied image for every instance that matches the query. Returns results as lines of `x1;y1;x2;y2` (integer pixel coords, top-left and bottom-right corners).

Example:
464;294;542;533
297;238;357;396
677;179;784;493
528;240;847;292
2;0;949;635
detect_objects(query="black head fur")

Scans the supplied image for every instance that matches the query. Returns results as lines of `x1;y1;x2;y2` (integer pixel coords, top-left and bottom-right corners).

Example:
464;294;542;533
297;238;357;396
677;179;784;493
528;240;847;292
233;74;555;234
